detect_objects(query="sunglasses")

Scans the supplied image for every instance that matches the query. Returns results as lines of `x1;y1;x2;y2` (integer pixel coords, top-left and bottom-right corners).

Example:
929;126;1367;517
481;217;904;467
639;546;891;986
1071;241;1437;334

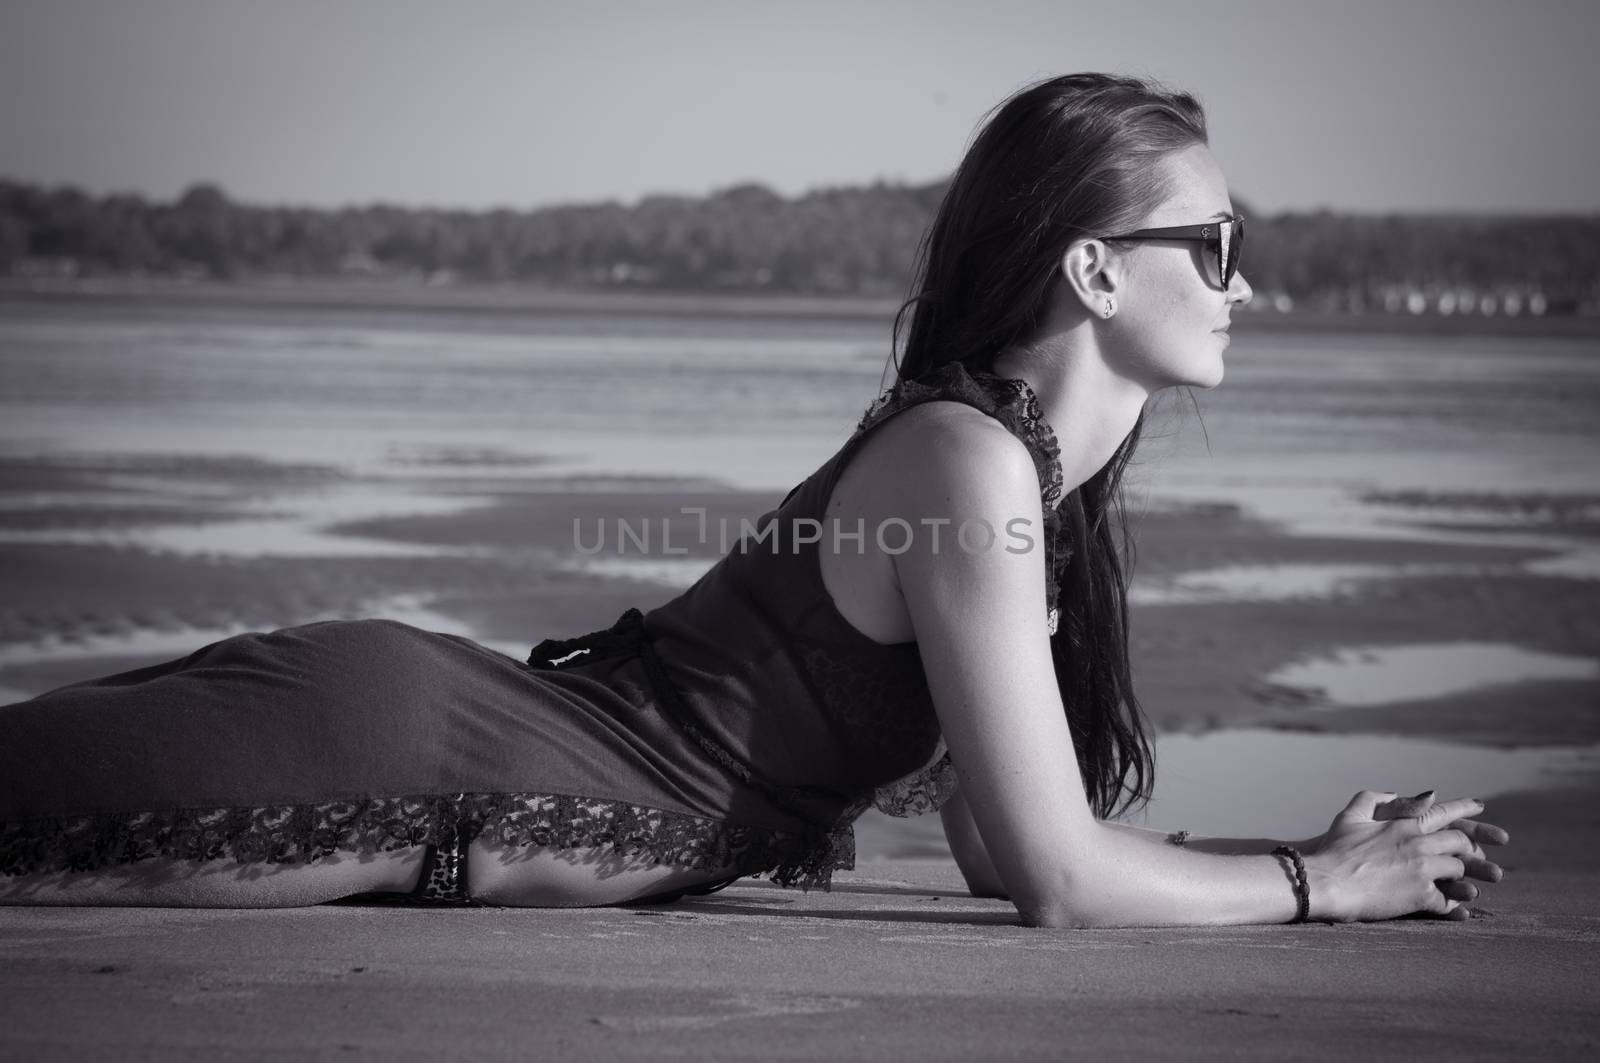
1103;214;1245;290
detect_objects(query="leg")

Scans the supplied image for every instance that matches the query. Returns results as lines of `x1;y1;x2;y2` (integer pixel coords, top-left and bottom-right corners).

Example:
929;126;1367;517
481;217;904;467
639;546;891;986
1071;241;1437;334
0;847;427;908
1;621;467;908
465;839;744;907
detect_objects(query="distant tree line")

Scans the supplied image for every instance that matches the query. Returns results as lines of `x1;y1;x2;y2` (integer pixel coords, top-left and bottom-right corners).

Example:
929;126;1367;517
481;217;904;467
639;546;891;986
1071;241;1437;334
2;177;1596;311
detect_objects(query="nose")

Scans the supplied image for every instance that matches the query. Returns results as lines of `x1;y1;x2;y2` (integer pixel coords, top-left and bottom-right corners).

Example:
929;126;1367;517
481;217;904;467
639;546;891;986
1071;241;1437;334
1228;270;1253;306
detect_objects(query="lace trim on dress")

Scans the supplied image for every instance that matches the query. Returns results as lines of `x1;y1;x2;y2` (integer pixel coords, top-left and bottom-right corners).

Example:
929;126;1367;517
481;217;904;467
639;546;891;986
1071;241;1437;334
0;790;850;890
871;745;959;818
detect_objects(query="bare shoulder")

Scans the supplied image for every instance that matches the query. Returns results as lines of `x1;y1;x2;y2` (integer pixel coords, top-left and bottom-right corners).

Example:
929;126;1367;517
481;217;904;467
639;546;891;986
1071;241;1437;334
819;398;1042;646
855;399;1038;506
875;397;1050;635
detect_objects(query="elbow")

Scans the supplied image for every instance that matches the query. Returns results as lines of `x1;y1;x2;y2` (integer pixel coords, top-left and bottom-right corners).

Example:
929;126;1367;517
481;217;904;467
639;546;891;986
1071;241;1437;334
1010;862;1125;929
1016;896;1125;930
1014;892;1085;928
1017;904;1108;930
1011;887;1091;929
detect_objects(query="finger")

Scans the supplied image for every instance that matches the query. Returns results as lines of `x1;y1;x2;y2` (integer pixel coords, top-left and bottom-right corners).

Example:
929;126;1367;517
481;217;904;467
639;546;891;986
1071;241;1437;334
1452;819;1511;846
1419;828;1473;856
1417;798;1484;832
1404;903;1469;921
1459;838;1504;877
1422;884;1459;917
1338;790;1401;822
1375;790;1436;821
1424;855;1467;881
1439;879;1478;903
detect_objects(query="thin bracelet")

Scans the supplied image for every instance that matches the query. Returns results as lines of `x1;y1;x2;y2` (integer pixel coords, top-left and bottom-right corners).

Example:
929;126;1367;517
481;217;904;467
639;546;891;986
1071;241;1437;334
1271;844;1311;923
1166;829;1190;847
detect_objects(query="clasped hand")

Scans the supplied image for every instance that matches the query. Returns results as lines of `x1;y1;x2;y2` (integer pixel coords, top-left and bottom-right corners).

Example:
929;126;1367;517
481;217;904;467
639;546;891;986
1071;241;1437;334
1299;789;1511;922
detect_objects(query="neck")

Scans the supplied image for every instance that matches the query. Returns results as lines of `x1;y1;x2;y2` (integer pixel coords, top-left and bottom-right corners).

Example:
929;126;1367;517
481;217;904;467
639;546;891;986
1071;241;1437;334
990;325;1150;492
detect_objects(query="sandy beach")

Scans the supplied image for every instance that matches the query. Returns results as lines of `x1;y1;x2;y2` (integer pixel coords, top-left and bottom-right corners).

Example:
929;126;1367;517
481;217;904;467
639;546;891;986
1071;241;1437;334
1;855;1596;1062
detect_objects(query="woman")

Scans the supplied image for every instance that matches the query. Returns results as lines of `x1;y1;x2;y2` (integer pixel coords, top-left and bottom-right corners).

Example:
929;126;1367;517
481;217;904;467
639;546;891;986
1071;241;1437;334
0;73;1507;924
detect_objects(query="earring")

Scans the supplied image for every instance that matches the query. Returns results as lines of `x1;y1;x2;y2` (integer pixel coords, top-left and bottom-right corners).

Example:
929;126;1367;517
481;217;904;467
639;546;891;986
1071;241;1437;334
1103;299;1115;318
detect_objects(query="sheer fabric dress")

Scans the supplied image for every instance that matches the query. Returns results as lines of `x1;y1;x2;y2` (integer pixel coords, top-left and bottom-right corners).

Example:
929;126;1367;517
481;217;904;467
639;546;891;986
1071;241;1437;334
0;362;1071;904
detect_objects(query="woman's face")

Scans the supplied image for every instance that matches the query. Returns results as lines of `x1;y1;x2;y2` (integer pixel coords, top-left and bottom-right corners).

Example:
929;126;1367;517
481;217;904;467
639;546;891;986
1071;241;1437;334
1104;142;1253;391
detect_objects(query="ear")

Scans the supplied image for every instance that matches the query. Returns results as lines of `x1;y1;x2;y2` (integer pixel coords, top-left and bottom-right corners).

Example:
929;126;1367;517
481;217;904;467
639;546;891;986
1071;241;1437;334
1059;238;1125;316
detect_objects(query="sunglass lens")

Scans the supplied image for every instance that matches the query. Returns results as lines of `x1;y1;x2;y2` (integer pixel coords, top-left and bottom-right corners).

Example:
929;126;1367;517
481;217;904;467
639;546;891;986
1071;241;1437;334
1216;221;1233;288
1225;217;1244;288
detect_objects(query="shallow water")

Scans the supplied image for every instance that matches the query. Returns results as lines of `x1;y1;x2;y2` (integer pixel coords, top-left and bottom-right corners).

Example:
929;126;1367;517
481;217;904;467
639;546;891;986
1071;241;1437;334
3;295;1598;494
1263;642;1600;708
1127;560;1506;606
5;294;1597;574
561;555;720;589
856;728;1600;859
1137;728;1600;837
0;593;532;701
0;483;499;559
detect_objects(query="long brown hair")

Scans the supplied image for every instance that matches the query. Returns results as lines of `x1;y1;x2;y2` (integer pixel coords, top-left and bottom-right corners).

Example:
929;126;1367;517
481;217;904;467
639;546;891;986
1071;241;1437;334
893;73;1209;819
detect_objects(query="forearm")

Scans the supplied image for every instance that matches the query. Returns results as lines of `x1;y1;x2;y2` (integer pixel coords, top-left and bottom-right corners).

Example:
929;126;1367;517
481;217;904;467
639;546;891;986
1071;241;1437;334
961;825;1295;899
1103;819;1319;856
1028;821;1308;928
943;795;1010;898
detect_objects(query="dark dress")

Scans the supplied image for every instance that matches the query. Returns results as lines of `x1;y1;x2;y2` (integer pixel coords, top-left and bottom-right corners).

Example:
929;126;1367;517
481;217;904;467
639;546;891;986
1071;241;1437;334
0;363;1071;902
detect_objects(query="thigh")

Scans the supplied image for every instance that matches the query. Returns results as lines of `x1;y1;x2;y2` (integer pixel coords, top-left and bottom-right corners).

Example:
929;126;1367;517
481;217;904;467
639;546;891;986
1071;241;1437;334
466;838;742;907
0;847;425;908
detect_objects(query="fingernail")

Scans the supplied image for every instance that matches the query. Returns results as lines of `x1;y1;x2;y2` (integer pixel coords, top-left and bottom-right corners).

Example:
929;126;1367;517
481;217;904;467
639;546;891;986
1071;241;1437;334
1413;789;1435;800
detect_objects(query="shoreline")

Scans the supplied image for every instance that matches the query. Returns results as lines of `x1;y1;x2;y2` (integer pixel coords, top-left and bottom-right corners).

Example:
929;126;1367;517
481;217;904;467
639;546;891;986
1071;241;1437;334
6;274;1600;339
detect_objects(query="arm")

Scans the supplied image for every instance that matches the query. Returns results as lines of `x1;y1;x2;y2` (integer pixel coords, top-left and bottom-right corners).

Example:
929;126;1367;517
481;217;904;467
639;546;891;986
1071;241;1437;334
891;413;1304;927
939;784;1009;898
941;783;1310;899
1101;821;1317;856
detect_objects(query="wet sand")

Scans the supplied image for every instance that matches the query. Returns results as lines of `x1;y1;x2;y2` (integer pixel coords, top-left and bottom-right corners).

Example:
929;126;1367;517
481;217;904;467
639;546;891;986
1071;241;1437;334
2;451;1597;1057
7;457;1595;734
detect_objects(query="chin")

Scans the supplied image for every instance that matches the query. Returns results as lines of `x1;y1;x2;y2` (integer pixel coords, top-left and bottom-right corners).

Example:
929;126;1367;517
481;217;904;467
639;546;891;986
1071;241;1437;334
1171;364;1224;391
1198;336;1228;387
1138;345;1224;391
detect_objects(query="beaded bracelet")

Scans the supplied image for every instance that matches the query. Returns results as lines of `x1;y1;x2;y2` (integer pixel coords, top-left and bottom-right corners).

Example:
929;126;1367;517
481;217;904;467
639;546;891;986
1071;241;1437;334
1272;844;1311;923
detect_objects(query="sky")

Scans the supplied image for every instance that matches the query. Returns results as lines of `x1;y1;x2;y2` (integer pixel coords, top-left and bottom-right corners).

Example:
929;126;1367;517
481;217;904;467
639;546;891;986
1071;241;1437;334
3;0;1597;216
